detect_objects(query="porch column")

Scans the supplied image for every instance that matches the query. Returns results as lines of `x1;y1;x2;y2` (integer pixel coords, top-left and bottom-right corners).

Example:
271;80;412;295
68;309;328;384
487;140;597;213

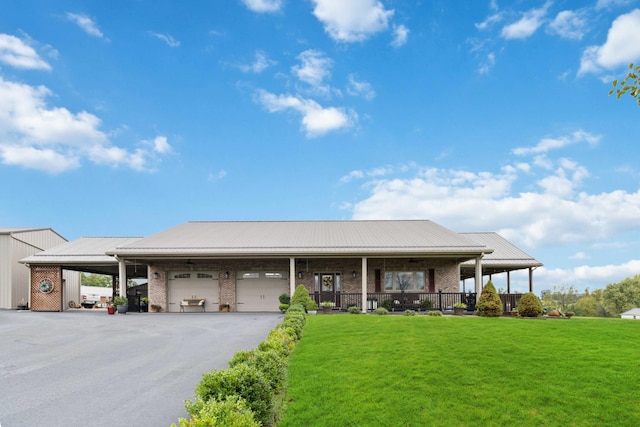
529;267;533;293
507;271;511;294
289;257;296;296
361;257;368;313
118;258;127;297
475;254;484;296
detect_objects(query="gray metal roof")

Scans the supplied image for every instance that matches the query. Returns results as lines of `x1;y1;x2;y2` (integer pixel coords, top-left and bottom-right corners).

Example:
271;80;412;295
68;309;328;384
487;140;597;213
0;227;49;234
110;220;491;258
459;232;542;279
22;237;143;265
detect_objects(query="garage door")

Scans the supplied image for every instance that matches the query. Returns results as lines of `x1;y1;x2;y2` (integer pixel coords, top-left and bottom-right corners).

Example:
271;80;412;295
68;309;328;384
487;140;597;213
236;271;289;312
168;271;219;312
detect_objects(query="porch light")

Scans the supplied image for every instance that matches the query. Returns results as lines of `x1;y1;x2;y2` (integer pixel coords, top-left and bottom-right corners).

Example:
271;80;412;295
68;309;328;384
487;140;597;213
352;271;357;278
153;272;159;280
297;271;303;279
224;271;229;279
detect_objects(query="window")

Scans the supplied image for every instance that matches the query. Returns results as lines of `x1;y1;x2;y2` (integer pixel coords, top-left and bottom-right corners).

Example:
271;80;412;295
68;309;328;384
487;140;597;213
197;273;214;279
384;272;425;291
242;272;260;279
174;273;190;279
265;272;283;279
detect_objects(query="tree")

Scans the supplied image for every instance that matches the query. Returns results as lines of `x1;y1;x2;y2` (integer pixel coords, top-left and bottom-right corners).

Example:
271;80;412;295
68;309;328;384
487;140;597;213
81;273;112;287
609;63;640;106
476;280;503;317
602;275;640;315
540;284;580;312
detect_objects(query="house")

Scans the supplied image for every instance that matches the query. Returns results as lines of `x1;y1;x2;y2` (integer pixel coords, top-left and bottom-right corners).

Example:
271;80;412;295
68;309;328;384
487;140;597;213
22;220;542;313
1;227;80;310
620;308;640;320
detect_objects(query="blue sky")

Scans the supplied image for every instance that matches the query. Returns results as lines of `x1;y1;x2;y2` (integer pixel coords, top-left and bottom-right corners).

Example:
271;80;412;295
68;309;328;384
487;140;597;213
1;0;639;293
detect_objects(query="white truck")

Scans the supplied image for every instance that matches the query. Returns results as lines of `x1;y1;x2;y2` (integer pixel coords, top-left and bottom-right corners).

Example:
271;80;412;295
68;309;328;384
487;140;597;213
81;285;113;308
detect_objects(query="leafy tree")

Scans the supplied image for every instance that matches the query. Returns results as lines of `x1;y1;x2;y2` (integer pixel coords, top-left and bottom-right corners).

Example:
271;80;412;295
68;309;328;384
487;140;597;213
573;289;609;317
540;285;580;312
81;273;112;287
602;275;640;315
609;63;640;106
476;280;503;317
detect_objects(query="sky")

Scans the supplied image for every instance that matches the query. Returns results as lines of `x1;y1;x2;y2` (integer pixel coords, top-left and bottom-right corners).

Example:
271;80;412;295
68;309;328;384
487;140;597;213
1;0;640;294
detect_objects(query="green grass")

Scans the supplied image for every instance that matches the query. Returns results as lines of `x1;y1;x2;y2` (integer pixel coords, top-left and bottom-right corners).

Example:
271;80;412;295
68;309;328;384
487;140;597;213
277;315;640;427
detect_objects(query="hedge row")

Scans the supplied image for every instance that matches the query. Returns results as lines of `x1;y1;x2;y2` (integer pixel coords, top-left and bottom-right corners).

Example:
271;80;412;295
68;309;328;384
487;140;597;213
173;303;307;427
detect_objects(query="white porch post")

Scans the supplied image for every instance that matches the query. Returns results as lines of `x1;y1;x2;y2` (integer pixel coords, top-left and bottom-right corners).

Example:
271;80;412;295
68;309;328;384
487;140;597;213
118;258;127;297
289;257;296;296
361;257;368;313
475;254;484;296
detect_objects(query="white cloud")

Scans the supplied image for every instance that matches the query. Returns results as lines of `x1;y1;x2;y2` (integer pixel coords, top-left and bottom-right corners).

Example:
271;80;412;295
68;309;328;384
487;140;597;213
346;75;376;100
579;9;640;75
596;0;636;10
0;76;169;173
391;24;409;47
570;252;590;260
150;32;180;47
312;0;394;42
66;12;105;38
340;170;364;183
241;0;283;13
292;50;333;87
512;130;600;156
547;10;587;40
0;33;51;70
501;1;552;40
208;169;227;181
478;52;496;74
345;130;640;250
540;259;640;290
240;51;276;73
255;89;356;137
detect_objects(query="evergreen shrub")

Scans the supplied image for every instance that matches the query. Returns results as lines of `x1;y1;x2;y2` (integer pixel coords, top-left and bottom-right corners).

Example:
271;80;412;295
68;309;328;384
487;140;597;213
178;395;259;427
476;280;503;317
516;292;544;317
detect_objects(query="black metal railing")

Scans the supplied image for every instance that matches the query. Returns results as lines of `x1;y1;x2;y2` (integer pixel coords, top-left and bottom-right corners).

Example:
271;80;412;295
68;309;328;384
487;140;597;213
312;291;477;312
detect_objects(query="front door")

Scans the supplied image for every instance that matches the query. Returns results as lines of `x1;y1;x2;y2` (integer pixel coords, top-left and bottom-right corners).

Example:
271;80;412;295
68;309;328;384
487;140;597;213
318;273;341;307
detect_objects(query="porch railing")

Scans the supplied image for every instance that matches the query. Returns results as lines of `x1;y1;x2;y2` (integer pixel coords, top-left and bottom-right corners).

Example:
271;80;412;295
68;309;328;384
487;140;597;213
312;291;478;312
311;291;523;314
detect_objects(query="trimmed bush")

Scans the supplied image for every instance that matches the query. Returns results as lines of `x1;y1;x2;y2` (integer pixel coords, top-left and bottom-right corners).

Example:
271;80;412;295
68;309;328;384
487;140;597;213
286;303;305;314
403;310;416;316
193;363;273;426
278;293;291;305
290;285;312;308
476;280;503;317
278;303;289;312
259;329;296;357
380;299;394;311
178;395;259;427
516;292;544;317
374;307;389;315
229;349;287;393
428;310;443;316
348;306;362;314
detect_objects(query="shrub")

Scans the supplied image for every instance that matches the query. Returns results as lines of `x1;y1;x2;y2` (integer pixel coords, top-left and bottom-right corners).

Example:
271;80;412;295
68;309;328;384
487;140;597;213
278;303;289;312
516;292;543;317
380;299;394;311
259;329;295;357
290;285;312;308
178;395;259;427
305;299;318;311
421;299;433;310
428;310;443;316
113;296;128;306
193;363;273;426
278;293;291;305
348;306;362;314
278;320;303;340
476;280;503;317
286;304;305;314
374;307;389;315
403;310;416;316
229;349;287;393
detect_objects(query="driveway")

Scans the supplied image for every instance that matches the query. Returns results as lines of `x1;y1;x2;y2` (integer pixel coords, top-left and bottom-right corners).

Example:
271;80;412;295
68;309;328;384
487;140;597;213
0;310;282;427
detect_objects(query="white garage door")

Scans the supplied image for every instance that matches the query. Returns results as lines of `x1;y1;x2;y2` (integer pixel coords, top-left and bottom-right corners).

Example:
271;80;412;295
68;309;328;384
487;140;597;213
236;271;289;312
168;271;219;312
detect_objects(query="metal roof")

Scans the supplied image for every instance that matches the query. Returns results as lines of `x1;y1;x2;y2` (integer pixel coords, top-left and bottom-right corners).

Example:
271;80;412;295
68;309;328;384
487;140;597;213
0;227;50;234
109;220;491;258
459;232;542;279
22;237;143;265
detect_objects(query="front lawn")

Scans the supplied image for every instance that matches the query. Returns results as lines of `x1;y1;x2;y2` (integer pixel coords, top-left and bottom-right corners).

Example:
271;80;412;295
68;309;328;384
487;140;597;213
278;315;640;426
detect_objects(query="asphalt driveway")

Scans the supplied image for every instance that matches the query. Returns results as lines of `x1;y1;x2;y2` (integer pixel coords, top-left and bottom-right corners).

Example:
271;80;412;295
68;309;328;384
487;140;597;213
0;310;282;427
